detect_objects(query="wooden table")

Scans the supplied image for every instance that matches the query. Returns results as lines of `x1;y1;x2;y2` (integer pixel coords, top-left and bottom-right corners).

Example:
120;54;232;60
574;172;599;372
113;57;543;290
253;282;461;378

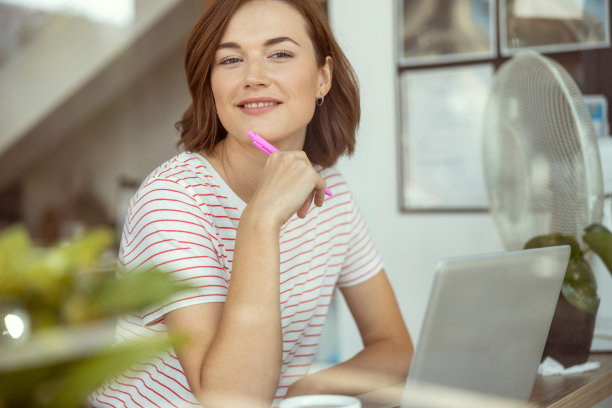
358;352;612;408
529;352;612;407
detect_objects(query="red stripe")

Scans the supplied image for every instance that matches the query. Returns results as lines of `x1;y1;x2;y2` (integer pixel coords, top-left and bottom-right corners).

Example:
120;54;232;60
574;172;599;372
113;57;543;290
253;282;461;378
342;245;377;275
151;254;225;270
179;274;229;284
200;202;239;211
280;238;316;263
120;246;189;268
127;208;212;237
122;238;175;260
120;374;166;407
118;314;165;333
140;361;193;395
143;293;227;319
165;266;228;280
195;192;228;200
116;321;147;339
125;219;213;248
93;397;116;408
281;302;330;323
108;384;145;408
126;370;180;408
133;185;197;211
340;261;382;286
280;226;316;245
153;354;185;376
122;228;219;263
100;390;129;408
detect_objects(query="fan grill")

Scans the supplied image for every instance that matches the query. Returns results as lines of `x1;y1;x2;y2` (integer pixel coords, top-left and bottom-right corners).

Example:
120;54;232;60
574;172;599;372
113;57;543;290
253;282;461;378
483;51;603;250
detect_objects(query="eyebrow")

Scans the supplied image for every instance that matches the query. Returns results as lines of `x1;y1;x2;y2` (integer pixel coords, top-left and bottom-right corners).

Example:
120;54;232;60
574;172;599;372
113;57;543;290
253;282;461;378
217;36;301;50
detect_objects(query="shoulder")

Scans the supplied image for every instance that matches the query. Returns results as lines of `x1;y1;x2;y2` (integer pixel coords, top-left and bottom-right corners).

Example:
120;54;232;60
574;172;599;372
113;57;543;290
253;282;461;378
316;166;351;197
143;151;211;187
134;152;220;202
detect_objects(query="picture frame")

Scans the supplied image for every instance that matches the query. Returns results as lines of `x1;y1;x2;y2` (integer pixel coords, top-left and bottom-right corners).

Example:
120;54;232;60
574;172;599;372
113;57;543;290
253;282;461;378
397;0;497;67
398;64;493;212
500;0;610;56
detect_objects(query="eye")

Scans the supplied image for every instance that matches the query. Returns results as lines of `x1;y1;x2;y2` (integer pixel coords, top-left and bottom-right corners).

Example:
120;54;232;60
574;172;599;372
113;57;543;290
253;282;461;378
219;56;242;65
270;50;294;59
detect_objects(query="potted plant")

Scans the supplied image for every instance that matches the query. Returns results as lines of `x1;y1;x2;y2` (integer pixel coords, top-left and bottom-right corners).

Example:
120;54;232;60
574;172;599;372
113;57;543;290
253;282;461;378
524;222;612;367
0;225;189;407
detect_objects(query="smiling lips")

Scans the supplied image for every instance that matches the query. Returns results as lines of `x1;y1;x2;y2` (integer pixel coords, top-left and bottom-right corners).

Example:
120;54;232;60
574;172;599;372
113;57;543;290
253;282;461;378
238;98;282;115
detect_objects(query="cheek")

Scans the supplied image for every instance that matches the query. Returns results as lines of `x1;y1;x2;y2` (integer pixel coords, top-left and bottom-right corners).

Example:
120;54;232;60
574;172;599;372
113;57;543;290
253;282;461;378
210;69;239;105
209;73;234;131
210;74;224;105
284;69;320;103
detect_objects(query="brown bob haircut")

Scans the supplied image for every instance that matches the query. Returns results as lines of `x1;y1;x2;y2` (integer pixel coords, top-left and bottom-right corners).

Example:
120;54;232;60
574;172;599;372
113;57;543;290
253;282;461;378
176;0;360;168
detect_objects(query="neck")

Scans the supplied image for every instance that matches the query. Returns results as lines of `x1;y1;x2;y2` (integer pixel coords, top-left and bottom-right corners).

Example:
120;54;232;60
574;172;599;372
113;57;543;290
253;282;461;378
203;131;307;203
202;138;257;203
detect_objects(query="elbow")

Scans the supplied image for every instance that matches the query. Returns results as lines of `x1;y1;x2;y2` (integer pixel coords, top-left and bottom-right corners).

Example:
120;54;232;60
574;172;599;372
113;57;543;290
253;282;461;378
402;338;414;377
394;331;415;379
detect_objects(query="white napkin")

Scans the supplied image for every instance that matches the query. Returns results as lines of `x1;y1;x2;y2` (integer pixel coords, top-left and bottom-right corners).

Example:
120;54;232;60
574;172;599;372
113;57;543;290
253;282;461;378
538;356;601;376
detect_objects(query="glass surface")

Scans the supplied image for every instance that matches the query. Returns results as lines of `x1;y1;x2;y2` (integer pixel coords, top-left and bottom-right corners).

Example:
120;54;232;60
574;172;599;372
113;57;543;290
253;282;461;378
398;0;496;66
399;64;493;211
501;0;610;55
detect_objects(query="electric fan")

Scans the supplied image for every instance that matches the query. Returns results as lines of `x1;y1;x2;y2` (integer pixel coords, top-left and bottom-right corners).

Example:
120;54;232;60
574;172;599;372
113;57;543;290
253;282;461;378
482;50;604;251
482;50;609;366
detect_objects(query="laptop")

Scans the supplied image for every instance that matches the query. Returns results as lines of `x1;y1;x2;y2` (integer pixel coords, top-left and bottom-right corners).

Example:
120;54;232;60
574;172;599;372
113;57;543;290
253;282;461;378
400;245;570;407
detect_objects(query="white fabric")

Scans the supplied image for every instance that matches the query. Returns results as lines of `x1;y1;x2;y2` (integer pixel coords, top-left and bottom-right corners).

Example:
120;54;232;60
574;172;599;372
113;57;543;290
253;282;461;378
89;151;382;407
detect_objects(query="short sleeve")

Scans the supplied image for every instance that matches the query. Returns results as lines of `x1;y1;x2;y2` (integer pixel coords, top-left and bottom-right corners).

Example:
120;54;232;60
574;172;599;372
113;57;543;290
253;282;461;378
336;192;383;288
118;177;230;325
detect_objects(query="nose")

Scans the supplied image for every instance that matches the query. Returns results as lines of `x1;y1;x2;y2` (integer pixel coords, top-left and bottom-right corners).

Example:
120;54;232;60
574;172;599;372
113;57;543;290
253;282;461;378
243;58;270;88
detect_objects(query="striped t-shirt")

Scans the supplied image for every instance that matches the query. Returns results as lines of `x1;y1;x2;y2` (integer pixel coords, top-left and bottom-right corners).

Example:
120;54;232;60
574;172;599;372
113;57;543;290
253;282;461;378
89;151;382;407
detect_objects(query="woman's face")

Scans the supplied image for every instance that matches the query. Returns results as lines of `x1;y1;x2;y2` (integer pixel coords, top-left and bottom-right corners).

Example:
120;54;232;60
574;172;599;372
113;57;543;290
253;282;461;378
210;0;331;149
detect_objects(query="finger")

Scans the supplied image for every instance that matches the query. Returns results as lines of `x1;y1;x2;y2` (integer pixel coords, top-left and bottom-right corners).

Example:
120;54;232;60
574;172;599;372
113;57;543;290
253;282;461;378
297;190;315;218
313;182;326;207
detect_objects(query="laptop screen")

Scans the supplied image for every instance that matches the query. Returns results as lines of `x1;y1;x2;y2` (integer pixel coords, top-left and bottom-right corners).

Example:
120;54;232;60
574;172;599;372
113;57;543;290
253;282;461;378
403;245;570;405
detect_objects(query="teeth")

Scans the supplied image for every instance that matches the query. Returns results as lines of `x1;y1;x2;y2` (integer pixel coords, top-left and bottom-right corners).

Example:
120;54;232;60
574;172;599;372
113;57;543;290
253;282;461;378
243;102;278;108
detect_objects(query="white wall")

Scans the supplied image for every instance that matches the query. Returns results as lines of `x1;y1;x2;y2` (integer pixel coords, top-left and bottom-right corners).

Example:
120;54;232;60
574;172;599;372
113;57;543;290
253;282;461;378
22;43;186;237
330;0;504;359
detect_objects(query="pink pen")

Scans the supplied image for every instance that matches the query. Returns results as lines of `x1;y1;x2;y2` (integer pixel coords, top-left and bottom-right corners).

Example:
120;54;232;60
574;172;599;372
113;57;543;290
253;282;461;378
247;131;333;196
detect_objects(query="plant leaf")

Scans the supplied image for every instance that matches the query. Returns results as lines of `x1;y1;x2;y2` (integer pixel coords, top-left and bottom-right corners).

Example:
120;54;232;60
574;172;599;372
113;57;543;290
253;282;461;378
48;336;181;408
561;259;600;314
0;336;180;408
90;269;192;315
585;222;612;234
583;230;612;278
523;233;582;260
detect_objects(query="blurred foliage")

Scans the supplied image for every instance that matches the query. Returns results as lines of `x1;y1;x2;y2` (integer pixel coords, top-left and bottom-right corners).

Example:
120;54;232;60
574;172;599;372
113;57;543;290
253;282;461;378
0;225;191;407
524;223;612;314
0;336;180;408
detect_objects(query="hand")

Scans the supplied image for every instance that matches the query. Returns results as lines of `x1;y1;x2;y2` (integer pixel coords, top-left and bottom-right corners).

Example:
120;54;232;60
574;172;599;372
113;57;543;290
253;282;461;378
248;151;327;227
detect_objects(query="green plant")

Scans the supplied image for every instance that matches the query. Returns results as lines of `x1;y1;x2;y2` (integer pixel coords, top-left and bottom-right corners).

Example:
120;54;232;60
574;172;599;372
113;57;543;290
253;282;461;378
0;225;190;407
524;223;612;314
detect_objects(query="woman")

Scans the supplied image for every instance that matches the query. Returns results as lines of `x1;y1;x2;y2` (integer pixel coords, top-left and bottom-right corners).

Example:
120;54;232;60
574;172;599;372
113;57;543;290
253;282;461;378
90;0;412;407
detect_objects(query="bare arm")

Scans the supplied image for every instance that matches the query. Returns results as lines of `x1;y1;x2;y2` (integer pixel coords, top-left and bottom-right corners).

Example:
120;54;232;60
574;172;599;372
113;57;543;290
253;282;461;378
285;269;414;397
164;151;328;407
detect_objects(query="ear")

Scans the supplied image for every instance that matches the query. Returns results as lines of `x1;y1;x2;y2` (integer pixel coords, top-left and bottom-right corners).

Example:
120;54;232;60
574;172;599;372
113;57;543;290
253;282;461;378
317;56;333;98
